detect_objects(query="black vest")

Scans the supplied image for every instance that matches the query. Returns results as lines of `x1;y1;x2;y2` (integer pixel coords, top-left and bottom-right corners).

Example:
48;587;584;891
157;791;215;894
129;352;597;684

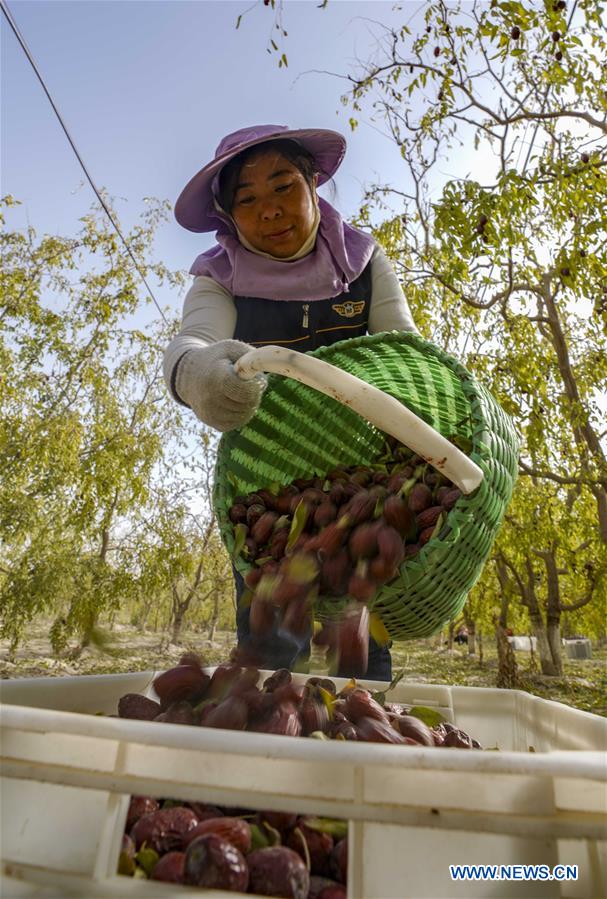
233;262;373;352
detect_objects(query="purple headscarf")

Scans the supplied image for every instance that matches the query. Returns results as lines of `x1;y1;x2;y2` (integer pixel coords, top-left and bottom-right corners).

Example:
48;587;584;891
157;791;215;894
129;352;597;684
190;197;375;301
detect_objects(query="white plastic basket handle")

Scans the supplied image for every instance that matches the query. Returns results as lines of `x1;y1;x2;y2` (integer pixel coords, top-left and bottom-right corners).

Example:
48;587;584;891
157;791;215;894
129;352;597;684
235;345;484;495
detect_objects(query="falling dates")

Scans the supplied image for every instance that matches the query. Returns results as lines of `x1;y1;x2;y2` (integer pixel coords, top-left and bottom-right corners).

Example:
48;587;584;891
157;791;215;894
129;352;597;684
227;440;464;675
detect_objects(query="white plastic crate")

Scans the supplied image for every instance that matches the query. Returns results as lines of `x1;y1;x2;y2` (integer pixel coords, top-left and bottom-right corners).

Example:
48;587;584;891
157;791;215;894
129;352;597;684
563;639;592;660
507;636;538;652
1;670;606;899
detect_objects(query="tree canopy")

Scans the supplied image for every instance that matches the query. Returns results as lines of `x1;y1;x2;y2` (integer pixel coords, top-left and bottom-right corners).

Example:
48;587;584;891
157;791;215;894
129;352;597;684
341;0;606;669
0;196;232;652
249;0;607;669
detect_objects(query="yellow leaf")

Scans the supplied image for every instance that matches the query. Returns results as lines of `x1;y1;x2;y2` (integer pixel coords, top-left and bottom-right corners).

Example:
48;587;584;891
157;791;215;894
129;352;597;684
369;612;390;647
318;686;335;719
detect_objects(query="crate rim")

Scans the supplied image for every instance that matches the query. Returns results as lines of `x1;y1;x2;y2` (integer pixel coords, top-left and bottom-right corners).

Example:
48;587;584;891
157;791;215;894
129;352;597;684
1;671;605;780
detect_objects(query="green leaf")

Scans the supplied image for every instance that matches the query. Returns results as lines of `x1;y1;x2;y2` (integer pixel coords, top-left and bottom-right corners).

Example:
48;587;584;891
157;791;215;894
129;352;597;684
304;817;348;840
373;667;406;705
286;499;308;552
261;822;282;846
255;555;273;566
117;849;136;876
398;476;418;498
250;823;271;850
430;511;447;540
193;696;220;715
388;668;406;691
449;435;473;454
232;523;247;559
408;706;447;727
135;846;159;877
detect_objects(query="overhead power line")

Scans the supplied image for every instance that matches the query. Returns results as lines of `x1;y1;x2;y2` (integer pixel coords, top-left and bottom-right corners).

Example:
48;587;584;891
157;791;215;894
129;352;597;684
1;0;169;326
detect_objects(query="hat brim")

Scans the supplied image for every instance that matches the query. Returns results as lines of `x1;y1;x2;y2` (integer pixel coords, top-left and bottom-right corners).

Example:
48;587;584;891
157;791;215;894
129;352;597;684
174;127;347;233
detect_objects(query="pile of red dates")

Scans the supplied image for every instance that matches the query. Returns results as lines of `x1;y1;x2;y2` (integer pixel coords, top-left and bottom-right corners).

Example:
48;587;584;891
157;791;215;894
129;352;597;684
119;796;348;897
118;657;481;748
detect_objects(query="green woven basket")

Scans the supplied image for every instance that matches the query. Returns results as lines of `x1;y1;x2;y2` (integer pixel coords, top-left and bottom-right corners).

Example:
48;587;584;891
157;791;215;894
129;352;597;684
214;331;519;641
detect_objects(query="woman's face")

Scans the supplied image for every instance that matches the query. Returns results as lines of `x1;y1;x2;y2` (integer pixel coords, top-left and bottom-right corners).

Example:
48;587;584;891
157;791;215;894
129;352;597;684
229;150;318;258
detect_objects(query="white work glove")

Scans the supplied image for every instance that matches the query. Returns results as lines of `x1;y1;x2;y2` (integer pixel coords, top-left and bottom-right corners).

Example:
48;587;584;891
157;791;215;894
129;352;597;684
175;340;267;432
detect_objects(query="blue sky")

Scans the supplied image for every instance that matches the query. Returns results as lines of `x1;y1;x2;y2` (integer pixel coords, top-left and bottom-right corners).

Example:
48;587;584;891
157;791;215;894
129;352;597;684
2;0;428;315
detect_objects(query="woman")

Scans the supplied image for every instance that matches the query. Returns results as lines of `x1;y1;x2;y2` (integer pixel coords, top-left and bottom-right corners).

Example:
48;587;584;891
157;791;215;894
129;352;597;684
164;124;419;680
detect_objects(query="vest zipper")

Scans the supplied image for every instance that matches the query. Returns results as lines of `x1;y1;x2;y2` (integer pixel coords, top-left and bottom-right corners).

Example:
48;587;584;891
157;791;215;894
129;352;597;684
302;303;309;329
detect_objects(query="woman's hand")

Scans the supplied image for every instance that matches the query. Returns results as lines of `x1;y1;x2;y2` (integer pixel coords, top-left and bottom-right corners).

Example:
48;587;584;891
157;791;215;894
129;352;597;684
175;340;266;431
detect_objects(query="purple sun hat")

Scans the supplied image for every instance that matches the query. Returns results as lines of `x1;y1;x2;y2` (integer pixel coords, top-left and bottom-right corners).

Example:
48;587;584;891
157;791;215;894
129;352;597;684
174;124;347;233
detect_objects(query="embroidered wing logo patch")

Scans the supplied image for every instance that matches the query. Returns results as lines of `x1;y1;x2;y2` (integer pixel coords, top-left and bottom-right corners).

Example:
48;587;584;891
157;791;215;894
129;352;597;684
332;300;366;318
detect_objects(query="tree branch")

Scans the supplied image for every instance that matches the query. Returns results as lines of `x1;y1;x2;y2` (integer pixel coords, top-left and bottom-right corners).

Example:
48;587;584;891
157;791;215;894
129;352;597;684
518;459;606;489
508;109;607;135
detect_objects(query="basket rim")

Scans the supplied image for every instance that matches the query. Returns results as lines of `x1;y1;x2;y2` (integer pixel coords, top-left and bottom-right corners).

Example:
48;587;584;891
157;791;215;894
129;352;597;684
212;330;520;638
215;329;512;499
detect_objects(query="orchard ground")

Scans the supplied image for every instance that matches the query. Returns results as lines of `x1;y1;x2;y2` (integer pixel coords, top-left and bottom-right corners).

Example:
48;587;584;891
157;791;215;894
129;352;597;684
1;622;605;717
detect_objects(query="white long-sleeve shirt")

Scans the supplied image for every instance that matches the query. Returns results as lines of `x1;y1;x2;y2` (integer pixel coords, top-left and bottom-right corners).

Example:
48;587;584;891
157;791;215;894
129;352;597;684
163;244;418;397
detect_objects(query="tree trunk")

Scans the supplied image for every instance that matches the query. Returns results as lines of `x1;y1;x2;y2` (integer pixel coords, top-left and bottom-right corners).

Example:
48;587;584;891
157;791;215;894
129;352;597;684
171;606;186;645
207;589;221;642
464;613;476;655
528;610;558;675
494;615;517;688
534;547;565;675
528;637;539;673
100;526;110;563
478;627;483;667
136;590;155;632
493;584;517;690
168;556;207;644
542;281;607;545
152;605;160;632
447;620;455;651
494;559;517;687
522;553;559;674
546;617;563;676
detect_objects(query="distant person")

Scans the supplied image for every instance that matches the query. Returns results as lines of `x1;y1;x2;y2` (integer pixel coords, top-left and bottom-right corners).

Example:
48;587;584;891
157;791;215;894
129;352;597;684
454;625;469;645
164;124;419;680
